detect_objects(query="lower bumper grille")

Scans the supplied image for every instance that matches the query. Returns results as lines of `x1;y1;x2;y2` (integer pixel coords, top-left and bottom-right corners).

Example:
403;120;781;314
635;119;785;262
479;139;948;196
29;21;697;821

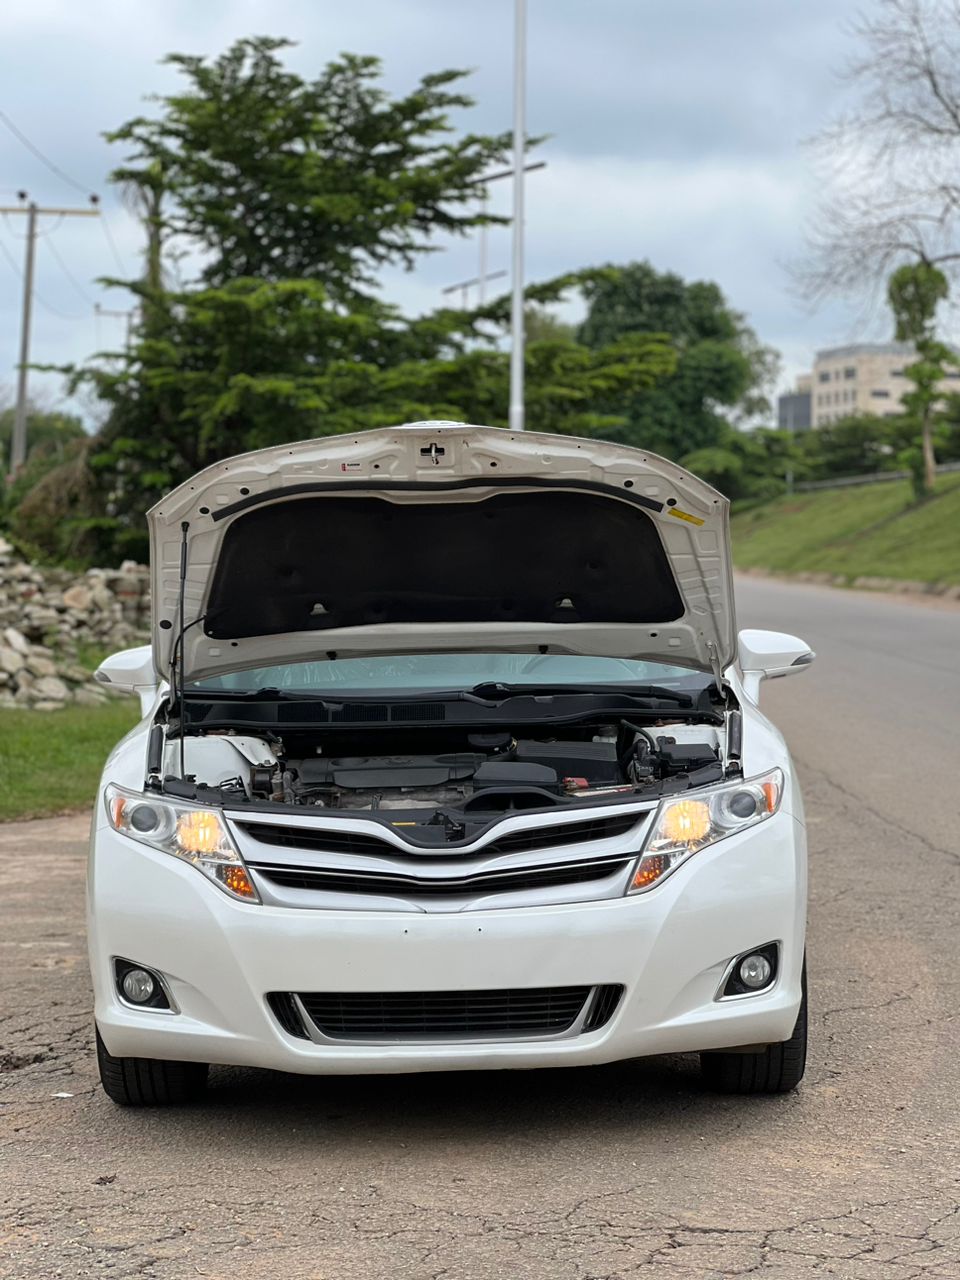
272;985;623;1042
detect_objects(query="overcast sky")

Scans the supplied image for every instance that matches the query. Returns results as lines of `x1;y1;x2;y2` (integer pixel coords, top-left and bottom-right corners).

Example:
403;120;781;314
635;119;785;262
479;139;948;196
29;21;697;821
0;0;878;422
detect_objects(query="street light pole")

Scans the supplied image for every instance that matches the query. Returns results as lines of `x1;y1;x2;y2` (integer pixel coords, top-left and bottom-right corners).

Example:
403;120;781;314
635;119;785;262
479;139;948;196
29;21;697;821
509;0;527;431
478;188;489;306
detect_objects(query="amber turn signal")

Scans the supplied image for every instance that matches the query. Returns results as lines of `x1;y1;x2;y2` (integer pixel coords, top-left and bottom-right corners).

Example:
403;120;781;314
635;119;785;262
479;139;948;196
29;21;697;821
221;865;257;898
631;854;668;890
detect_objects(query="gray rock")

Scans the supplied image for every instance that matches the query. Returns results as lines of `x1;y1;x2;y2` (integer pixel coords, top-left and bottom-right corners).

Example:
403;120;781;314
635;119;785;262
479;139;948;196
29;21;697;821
2;626;29;653
90;583;115;612
61;663;93;684
25;654;58;678
0;647;25;675
62;585;93;611
73;687;108;706
31;700;66;712
33;675;70;701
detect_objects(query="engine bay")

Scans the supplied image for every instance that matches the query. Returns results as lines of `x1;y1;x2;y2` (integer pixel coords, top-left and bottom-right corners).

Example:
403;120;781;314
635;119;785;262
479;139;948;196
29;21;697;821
160;713;732;841
268;725;724;809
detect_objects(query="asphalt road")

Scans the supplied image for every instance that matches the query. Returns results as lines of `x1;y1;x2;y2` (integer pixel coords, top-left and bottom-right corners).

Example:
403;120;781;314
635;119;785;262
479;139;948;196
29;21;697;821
2;577;959;1280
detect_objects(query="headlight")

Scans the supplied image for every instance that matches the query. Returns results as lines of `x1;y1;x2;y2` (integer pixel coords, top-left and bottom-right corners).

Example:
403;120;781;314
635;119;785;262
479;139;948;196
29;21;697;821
628;768;783;894
105;784;258;902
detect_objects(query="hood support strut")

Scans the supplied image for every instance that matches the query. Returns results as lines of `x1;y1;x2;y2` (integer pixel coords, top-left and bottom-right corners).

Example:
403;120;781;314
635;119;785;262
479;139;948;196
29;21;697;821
706;641;724;693
175;520;189;780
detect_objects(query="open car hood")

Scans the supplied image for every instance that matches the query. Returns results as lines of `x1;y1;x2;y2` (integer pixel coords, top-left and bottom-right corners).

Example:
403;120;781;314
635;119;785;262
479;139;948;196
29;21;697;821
147;423;737;686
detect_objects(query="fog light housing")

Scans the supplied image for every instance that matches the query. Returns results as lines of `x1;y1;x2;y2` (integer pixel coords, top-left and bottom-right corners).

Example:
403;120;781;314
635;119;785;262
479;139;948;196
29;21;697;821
720;942;779;998
739;953;773;989
121;968;156;1003
114;958;173;1011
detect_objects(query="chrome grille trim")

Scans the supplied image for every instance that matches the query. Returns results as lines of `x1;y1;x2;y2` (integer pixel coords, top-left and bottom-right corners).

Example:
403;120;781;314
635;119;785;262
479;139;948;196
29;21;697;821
248;852;632;897
227;801;654;911
234;809;643;859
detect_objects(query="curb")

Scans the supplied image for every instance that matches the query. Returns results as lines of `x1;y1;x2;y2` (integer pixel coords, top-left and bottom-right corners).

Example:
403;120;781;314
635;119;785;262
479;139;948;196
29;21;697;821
735;566;960;606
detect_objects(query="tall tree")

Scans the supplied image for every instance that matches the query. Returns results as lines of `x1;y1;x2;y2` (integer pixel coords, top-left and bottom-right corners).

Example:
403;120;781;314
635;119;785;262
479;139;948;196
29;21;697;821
887;261;952;496
576;262;776;456
49;278;675;564
803;0;960;301
107;37;512;299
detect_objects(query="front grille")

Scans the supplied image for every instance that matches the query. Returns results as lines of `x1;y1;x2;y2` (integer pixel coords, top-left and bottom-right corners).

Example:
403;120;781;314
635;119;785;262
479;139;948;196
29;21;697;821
294;986;593;1040
241;823;396;859
238;810;641;861
249;853;631;898
583;983;624;1031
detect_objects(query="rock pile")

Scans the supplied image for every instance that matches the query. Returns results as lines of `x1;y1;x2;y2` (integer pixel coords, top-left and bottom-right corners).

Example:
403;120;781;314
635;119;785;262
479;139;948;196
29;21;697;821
0;536;149;710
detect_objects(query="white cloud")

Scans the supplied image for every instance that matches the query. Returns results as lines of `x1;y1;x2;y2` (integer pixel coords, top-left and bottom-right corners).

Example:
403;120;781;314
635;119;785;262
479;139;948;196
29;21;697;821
0;0;877;420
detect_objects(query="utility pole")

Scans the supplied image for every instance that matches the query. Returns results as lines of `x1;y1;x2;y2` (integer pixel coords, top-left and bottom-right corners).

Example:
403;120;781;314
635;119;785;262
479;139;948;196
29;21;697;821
1;193;100;475
95;302;137;350
509;0;527;431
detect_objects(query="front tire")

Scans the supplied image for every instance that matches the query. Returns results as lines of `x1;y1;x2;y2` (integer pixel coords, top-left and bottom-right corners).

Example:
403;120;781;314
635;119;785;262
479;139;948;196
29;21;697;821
95;1028;208;1106
700;962;807;1095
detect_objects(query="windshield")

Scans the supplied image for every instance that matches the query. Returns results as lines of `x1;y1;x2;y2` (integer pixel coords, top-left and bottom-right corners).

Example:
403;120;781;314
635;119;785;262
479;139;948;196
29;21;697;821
189;653;712;695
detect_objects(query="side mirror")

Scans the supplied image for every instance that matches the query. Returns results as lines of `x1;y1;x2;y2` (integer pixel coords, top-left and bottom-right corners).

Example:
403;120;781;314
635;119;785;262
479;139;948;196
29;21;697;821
737;629;815;703
94;645;158;717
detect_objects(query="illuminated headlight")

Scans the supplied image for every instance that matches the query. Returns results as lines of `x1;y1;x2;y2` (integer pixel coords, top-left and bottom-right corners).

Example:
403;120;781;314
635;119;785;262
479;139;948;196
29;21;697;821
628;768;783;894
105;783;258;902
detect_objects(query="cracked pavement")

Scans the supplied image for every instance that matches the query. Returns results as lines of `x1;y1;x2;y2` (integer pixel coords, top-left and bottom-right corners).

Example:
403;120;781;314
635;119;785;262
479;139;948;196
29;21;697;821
2;577;959;1278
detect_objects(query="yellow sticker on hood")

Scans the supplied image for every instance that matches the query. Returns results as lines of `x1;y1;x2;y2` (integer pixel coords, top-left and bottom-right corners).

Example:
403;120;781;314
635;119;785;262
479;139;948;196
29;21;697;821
667;507;705;526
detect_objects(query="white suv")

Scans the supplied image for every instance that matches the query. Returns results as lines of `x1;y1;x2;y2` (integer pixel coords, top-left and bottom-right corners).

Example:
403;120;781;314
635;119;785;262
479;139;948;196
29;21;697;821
89;423;812;1105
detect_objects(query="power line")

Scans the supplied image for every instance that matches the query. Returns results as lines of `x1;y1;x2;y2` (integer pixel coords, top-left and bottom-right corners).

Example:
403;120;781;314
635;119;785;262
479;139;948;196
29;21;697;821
0;226;83;320
0;235;21;279
44;233;95;307
99;210;128;276
3;209;64;239
0;109;131;277
0;108;95;198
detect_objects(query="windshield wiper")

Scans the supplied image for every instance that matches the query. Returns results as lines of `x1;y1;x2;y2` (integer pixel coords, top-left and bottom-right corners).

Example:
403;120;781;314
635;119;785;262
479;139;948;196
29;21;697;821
466;681;697;706
189;686;334;702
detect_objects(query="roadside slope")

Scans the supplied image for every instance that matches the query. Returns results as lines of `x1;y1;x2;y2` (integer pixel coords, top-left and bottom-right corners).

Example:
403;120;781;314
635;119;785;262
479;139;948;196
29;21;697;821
731;472;960;587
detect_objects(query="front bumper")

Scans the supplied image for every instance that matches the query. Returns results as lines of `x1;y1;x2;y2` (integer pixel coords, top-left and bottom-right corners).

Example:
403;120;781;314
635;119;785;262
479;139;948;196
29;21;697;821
88;810;807;1075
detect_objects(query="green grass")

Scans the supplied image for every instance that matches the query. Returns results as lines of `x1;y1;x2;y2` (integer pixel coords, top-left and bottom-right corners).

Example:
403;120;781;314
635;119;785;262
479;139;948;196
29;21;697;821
0;700;140;822
731;473;960;586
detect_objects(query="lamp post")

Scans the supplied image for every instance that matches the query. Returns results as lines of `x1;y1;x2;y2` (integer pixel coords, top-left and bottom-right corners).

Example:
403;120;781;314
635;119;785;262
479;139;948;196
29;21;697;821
509;0;527;431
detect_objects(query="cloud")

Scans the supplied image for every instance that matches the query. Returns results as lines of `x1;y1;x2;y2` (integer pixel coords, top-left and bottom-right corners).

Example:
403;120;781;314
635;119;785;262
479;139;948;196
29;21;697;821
0;0;868;421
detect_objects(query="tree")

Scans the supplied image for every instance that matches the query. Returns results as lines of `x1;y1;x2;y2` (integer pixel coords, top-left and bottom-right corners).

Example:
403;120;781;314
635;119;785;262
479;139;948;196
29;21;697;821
795;414;904;480
682;427;805;503
107;38;512;300
575;262;776;456
802;0;960;301
887;261;952;496
524;306;576;344
0;404;86;516
39;278;675;564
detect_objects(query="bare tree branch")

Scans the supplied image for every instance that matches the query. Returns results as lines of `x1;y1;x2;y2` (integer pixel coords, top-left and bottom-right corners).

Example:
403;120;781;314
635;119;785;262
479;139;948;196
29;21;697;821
797;0;960;304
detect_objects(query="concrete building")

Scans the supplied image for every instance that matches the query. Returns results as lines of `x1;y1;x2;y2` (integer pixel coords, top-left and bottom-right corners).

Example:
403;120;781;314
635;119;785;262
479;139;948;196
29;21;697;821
810;341;960;427
777;374;812;431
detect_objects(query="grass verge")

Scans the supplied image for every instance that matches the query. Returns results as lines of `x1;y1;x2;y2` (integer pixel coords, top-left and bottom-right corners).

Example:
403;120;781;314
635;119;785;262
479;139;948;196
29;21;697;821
731;473;960;586
0;700;140;822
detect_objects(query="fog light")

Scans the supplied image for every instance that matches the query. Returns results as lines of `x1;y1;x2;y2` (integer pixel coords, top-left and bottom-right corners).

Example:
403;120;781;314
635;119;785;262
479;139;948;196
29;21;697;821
738;953;773;990
121;967;157;1004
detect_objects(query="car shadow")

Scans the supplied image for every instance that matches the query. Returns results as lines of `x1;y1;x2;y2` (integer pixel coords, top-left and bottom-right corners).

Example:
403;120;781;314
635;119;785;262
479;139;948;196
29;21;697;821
126;1053;800;1152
